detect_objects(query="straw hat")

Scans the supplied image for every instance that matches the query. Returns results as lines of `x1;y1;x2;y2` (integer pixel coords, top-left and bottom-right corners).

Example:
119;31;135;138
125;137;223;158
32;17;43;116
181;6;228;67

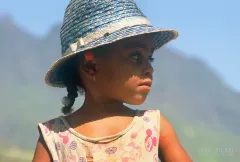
45;0;178;87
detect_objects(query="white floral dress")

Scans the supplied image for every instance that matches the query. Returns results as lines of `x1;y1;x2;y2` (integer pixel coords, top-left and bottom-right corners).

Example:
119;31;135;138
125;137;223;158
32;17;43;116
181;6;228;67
38;110;161;162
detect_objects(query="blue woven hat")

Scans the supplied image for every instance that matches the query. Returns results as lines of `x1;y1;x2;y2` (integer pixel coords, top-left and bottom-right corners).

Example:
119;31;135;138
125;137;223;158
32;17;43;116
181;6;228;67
45;0;178;87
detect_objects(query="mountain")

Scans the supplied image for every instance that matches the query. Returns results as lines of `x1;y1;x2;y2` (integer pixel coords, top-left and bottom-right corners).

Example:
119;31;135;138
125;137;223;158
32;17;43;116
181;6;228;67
0;15;239;161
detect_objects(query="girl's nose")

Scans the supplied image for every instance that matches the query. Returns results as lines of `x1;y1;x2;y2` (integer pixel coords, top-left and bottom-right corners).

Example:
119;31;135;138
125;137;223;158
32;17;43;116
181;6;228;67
144;62;154;78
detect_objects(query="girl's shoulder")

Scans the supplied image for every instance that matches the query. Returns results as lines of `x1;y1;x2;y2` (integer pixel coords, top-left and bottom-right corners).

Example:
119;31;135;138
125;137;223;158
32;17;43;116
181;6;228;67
138;109;161;121
137;109;161;130
38;116;69;138
37;117;82;161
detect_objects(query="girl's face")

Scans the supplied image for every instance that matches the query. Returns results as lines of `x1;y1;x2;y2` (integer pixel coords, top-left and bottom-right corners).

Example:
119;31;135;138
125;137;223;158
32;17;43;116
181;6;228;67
82;34;155;105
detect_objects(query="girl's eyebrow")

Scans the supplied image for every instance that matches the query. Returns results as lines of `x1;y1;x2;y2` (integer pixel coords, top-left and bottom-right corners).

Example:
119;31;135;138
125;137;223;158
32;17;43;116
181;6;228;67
124;42;154;53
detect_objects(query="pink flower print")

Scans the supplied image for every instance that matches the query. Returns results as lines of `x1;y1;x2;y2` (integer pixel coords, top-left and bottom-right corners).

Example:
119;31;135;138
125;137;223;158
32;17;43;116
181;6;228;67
68;155;77;162
90;143;105;153
121;142;142;162
130;124;143;139
130;133;137;139
105;147;117;155
144;129;157;152
58;126;70;144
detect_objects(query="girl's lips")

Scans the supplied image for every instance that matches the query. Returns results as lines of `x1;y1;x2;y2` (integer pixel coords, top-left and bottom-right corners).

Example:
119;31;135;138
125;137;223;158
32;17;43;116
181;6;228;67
138;80;152;87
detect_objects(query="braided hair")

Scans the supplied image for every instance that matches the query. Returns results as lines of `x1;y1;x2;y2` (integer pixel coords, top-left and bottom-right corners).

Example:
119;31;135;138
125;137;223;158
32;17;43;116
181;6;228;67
61;54;83;115
61;85;79;115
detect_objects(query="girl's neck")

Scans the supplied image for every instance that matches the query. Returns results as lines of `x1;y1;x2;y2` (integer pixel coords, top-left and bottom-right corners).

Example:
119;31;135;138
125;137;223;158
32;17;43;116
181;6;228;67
81;100;124;114
79;92;125;114
65;93;136;129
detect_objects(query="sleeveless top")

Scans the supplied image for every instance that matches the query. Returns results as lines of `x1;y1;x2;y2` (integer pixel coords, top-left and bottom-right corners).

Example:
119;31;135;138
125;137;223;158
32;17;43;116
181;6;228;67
38;110;161;162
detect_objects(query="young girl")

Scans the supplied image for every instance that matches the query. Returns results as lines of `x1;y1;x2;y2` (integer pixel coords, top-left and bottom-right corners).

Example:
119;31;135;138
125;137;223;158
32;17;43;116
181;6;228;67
33;0;192;162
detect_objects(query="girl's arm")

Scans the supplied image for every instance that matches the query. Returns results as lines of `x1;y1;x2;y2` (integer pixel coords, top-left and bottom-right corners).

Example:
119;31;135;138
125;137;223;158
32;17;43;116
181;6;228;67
158;114;192;162
32;135;52;162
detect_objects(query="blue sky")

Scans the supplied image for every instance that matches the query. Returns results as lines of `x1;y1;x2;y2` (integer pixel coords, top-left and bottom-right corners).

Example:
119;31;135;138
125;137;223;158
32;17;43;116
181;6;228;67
0;0;239;91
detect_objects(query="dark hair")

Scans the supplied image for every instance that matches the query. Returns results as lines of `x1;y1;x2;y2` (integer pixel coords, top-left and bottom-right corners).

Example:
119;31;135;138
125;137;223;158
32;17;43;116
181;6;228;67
61;53;84;115
61;45;110;115
61;85;79;114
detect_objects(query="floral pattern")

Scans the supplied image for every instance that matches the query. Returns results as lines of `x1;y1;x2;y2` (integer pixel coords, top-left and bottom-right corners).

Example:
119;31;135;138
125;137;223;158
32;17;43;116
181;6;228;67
105;147;117;155
39;110;160;162
58;126;70;144
121;142;142;162
145;129;157;152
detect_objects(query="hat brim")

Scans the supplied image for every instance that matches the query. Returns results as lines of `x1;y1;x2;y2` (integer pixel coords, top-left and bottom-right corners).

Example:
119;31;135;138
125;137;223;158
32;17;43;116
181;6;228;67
45;25;178;87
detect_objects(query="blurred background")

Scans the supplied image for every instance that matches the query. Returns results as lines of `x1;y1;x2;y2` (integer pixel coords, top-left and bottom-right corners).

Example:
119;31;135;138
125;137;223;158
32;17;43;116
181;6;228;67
0;0;239;161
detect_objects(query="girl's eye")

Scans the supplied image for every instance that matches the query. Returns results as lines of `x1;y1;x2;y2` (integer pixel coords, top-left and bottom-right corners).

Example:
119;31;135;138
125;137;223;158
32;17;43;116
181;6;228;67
148;56;155;63
130;51;154;63
131;52;141;60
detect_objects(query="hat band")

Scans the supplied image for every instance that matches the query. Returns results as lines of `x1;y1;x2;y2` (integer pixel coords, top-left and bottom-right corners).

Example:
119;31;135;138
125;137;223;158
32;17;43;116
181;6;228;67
64;16;151;56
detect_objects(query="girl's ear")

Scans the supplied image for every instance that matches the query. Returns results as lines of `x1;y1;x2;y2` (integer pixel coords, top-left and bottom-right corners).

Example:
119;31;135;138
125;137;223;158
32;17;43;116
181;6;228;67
81;51;97;76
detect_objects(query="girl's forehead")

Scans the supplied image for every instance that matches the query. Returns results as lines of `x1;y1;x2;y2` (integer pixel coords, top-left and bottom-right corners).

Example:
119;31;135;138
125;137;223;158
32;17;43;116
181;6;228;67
112;34;154;51
120;34;153;44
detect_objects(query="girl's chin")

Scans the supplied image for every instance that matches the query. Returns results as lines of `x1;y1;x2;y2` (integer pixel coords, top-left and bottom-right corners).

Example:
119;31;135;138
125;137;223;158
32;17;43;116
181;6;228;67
124;94;148;105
